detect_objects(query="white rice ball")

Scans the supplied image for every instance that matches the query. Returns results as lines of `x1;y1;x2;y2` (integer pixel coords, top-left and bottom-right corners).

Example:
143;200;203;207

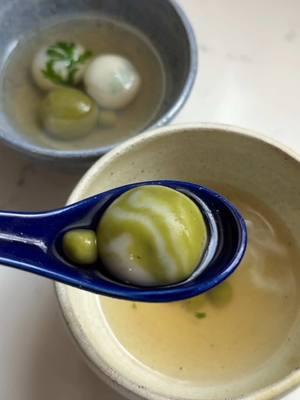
84;54;141;110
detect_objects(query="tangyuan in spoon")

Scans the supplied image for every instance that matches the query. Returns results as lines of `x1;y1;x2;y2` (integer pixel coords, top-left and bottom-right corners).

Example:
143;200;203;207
0;180;247;302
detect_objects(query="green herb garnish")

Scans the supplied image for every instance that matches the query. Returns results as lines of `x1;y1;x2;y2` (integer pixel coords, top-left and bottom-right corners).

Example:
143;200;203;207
194;312;206;319
42;41;93;86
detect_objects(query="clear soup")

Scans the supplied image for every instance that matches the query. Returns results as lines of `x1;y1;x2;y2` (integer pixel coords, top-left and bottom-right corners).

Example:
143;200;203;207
100;187;300;383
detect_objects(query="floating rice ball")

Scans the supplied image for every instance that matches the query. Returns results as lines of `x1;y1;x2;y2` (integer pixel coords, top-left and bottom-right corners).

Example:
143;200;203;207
97;185;208;286
32;41;92;91
84;54;141;110
40;88;98;140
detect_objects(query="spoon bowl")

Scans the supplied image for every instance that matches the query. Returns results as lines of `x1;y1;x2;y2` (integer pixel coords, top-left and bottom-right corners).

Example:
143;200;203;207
0;180;247;302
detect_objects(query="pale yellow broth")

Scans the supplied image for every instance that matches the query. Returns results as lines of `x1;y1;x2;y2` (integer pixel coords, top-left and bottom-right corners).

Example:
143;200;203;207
100;188;300;383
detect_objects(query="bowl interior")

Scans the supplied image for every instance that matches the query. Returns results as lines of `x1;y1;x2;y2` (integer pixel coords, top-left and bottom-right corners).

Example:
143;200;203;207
0;0;196;163
57;125;300;400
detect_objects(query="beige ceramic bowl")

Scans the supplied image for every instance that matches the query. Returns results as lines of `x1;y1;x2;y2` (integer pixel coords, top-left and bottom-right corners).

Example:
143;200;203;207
56;124;300;400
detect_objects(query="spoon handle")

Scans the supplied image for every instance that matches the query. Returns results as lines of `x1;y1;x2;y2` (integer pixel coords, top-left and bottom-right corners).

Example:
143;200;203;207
0;199;95;276
0;210;62;275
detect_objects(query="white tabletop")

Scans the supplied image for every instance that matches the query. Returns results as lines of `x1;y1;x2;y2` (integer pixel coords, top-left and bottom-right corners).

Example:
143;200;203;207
0;1;299;399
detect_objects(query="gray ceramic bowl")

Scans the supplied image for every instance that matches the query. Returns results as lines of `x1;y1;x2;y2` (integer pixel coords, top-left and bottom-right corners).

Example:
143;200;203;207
0;0;197;166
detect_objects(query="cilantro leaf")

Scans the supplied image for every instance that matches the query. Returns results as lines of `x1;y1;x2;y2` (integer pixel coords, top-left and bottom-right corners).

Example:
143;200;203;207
42;42;93;86
194;312;207;319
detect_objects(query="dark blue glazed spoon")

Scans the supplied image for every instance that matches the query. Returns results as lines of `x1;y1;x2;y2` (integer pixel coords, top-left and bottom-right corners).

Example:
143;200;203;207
0;180;247;302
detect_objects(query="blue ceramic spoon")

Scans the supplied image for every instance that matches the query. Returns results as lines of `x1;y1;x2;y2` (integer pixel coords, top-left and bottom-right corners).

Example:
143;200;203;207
0;180;247;302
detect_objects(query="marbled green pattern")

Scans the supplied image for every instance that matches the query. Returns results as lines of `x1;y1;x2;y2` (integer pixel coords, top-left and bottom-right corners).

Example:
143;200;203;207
97;186;207;286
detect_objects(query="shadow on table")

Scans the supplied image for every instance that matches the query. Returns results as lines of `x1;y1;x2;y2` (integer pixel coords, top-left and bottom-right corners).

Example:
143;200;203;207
0;143;84;211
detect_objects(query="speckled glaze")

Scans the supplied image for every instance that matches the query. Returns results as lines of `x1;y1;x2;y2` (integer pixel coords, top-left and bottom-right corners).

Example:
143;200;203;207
56;124;300;400
0;0;197;166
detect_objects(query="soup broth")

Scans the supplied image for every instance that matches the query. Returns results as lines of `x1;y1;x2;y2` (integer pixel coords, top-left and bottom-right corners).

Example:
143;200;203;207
100;188;300;383
1;16;165;151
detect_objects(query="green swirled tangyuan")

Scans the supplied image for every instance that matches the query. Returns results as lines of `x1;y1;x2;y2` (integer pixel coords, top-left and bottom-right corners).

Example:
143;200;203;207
97;186;208;286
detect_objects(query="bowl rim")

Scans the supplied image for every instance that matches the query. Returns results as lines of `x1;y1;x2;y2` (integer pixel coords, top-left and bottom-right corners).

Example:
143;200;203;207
0;0;198;162
55;122;300;400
